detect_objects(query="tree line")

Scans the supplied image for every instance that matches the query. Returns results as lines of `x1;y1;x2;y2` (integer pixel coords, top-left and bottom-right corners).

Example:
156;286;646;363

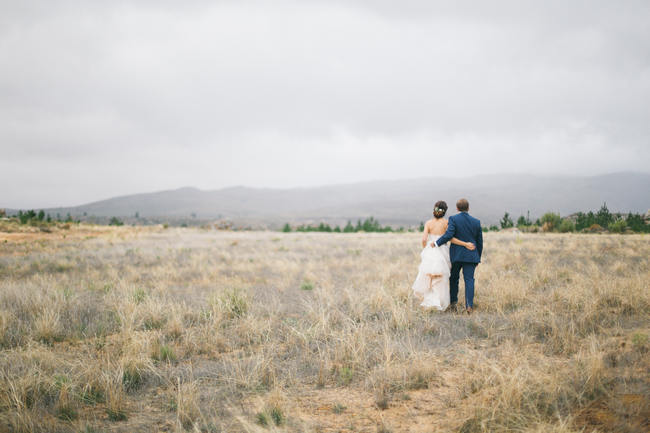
494;203;649;233
5;203;647;234
5;210;125;226
14;209;74;224
283;217;402;233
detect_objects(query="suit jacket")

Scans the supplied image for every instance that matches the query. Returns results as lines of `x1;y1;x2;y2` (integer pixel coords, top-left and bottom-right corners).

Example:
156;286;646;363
435;212;483;263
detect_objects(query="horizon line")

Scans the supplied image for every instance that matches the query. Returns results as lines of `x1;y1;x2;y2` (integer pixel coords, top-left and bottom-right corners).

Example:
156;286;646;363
2;170;649;211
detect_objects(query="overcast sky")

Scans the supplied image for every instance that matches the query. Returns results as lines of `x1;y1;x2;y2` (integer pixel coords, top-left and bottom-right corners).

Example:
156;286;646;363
2;0;649;208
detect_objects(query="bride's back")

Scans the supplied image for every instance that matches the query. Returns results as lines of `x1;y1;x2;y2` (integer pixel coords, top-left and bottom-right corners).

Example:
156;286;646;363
426;218;448;236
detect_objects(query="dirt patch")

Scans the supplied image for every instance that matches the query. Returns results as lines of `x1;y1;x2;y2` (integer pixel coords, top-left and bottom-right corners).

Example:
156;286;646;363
575;393;649;433
284;373;465;433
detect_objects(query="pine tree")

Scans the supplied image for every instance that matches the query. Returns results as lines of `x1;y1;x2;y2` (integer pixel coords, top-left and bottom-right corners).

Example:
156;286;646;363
595;202;613;227
516;215;527;227
500;212;514;229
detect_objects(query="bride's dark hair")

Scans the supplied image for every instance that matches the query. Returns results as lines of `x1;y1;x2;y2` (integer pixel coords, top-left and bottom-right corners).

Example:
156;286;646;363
433;201;448;219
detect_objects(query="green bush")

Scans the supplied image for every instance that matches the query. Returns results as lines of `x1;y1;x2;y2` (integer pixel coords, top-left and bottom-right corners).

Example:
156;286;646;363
608;219;627;233
558;219;575;233
540;213;562;232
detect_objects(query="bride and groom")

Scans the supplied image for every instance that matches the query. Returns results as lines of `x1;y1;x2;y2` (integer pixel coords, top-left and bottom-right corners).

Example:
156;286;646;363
412;198;483;314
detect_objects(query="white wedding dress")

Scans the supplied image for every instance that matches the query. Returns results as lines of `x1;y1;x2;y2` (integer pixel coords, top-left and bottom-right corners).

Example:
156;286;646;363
412;234;451;310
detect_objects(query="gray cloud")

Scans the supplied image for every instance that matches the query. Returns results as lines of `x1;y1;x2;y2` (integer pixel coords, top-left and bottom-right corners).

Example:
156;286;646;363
1;0;649;208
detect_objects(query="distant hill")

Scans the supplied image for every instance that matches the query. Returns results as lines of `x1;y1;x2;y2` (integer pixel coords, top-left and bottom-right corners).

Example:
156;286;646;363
14;172;650;226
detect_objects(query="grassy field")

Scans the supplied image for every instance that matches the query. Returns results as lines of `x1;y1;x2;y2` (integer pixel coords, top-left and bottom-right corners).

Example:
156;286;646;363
0;224;648;432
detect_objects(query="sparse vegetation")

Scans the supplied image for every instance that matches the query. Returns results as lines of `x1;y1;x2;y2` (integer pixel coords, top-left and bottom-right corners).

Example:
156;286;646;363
0;225;647;432
300;280;314;291
108;217;123;226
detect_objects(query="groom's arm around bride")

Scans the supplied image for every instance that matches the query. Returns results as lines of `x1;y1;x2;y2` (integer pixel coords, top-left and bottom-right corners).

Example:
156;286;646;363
433;200;482;264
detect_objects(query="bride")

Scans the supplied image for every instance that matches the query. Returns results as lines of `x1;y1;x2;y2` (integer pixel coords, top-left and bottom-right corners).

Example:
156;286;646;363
412;201;475;310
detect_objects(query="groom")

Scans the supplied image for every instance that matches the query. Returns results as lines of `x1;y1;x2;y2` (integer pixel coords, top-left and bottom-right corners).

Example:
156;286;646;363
432;198;483;313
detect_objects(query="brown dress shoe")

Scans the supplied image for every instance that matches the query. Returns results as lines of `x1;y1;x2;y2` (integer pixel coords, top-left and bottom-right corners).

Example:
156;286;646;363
466;307;473;314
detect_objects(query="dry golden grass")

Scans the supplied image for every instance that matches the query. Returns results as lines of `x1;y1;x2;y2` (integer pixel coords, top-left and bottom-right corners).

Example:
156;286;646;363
0;223;648;432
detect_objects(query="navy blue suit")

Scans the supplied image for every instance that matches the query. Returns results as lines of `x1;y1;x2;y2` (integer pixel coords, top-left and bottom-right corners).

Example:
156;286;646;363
435;212;483;308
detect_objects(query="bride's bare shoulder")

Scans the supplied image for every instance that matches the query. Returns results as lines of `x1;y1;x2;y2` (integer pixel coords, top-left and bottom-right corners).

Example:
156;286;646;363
434;218;448;227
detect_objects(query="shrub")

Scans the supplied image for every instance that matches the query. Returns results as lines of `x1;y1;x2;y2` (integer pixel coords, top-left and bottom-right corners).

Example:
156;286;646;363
109;217;124;226
585;223;605;233
540;213;561;232
608;219;627;233
282;223;291;232
558;219;575;233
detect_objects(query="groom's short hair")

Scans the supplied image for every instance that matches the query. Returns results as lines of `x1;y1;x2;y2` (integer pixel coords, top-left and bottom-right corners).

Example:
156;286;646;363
457;198;469;212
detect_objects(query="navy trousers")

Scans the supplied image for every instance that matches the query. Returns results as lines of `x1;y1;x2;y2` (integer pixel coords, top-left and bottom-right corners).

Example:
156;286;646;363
450;262;476;308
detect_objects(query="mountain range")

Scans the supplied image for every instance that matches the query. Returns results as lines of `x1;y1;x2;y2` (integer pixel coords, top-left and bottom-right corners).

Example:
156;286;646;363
6;172;650;227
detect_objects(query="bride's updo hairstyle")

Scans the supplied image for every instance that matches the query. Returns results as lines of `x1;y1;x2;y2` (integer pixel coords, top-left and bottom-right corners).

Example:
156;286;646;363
433;201;448;219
